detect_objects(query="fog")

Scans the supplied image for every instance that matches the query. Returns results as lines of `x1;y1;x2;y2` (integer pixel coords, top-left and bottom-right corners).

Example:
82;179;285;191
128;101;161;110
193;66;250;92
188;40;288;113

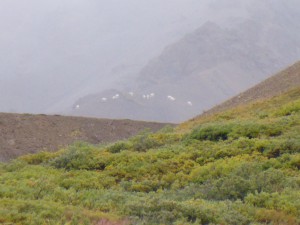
1;0;299;115
0;0;213;113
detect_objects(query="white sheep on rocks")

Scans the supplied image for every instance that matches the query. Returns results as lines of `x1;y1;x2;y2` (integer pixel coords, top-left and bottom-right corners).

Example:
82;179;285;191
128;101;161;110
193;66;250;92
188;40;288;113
167;95;176;101
112;94;120;100
142;93;155;100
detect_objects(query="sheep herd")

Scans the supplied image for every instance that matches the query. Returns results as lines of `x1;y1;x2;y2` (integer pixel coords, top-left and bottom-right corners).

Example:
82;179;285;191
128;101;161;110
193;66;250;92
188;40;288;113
75;91;193;110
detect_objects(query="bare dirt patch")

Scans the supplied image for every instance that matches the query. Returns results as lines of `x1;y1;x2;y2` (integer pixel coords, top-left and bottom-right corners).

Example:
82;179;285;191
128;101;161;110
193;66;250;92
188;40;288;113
0;113;172;162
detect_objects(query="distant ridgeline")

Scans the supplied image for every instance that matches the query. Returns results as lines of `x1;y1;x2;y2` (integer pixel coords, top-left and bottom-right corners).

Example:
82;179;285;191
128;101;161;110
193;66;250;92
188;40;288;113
69;1;300;123
1;84;299;224
70;60;300;123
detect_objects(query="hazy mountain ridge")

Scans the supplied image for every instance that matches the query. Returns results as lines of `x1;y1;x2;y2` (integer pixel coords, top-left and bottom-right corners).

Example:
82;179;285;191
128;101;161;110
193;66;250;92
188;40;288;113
70;1;300;122
2;0;300;122
0;0;215;114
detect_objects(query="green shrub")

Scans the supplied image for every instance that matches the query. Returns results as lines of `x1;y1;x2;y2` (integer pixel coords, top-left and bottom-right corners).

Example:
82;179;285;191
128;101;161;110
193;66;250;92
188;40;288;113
2;159;28;172
188;123;233;141
107;141;131;153
288;154;300;170
229;122;283;139
262;138;300;158
130;132;162;152
229;123;265;139
274;99;300;116
20;151;60;165
188;121;283;143
200;176;252;200
50;143;105;170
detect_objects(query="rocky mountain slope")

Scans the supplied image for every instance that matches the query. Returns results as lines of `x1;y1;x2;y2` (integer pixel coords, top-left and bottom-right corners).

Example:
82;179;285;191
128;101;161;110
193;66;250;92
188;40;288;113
70;1;300;123
199;60;300;117
0;113;170;162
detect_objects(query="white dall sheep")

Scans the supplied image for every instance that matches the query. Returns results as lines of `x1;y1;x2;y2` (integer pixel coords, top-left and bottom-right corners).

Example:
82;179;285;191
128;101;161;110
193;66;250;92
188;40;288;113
167;95;176;101
112;94;120;100
187;101;193;106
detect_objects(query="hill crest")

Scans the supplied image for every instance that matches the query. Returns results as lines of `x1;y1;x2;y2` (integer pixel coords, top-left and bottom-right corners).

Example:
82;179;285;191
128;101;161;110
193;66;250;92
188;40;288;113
0;113;171;162
200;61;300;116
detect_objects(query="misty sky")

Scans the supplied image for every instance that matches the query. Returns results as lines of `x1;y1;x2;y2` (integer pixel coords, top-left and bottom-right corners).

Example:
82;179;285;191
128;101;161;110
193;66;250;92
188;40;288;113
0;0;214;113
0;0;299;114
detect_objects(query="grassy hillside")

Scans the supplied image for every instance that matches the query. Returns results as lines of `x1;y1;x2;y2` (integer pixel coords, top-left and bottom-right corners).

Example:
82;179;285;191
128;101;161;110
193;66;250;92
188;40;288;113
0;87;300;224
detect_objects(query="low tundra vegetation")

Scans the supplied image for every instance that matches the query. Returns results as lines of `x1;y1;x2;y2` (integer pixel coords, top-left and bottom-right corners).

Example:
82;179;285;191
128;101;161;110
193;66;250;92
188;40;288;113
0;88;300;224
